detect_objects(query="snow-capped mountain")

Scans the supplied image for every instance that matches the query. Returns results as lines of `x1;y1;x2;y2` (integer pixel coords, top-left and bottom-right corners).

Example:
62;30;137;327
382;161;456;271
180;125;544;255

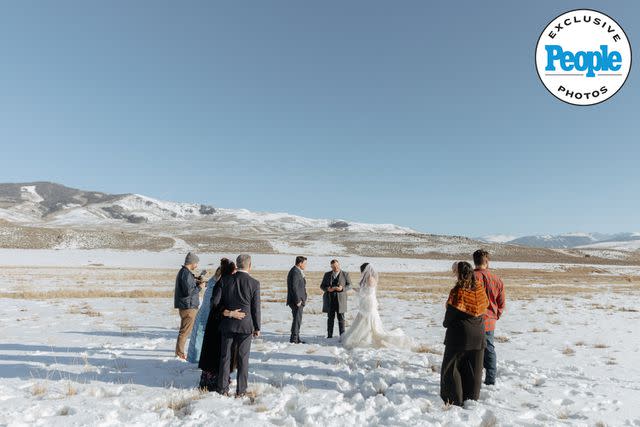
1;182;441;255
577;232;640;251
0;182;215;224
476;234;517;244
1;182;638;263
0;182;412;234
508;233;600;249
481;232;640;250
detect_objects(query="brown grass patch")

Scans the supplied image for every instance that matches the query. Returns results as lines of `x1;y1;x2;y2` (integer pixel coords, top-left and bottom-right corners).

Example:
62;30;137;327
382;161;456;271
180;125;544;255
166;396;191;415
414;344;443;355
1;265;639;303
531;328;549;333
562;347;575;356
68;303;102;317
31;383;47;396
2;289;173;300
66;382;78;396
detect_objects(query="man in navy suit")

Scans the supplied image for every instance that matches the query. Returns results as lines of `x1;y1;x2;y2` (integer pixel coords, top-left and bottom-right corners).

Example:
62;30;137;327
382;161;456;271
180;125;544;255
287;256;308;344
213;254;261;397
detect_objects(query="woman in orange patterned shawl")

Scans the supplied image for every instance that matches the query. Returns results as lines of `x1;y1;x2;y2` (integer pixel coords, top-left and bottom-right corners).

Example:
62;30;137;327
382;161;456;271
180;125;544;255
440;261;489;406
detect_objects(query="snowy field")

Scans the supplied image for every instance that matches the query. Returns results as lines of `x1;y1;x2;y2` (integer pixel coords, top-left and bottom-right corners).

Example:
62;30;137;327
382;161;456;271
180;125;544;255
1;252;640;426
3;249;640;275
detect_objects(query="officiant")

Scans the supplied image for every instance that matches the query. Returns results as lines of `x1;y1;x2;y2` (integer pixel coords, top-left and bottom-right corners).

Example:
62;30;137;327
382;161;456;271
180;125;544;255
320;259;352;338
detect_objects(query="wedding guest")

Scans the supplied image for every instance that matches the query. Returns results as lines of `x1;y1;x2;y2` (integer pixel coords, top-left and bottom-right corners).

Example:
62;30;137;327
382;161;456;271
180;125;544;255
286;256;307;344
440;261;489;406
473;249;506;386
187;265;222;364
174;251;203;360
215;254;261;397
320;259;352;338
198;258;245;391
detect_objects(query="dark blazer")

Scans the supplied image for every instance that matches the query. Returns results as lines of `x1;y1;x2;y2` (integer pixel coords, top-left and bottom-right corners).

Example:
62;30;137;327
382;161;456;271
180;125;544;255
320;270;352;313
286;266;307;307
443;305;486;351
174;266;200;309
212;271;261;335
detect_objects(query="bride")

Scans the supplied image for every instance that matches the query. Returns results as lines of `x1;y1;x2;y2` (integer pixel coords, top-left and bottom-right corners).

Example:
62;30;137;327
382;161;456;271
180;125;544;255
341;263;414;350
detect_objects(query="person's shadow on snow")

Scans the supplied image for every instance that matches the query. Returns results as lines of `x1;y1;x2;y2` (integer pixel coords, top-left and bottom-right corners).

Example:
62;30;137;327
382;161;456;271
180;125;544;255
0;327;200;389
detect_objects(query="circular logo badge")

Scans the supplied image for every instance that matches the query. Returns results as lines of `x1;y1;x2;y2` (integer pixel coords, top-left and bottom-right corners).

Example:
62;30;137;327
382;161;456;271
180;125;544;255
535;9;632;106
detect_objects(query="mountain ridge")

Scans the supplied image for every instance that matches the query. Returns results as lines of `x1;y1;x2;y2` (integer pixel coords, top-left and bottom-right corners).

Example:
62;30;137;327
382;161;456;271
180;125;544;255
1;182;639;265
477;232;640;250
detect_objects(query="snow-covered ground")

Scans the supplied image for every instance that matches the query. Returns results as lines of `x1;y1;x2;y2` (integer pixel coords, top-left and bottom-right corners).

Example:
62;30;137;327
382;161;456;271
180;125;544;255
3;249;640;276
1;287;639;425
579;240;640;252
1;253;640;426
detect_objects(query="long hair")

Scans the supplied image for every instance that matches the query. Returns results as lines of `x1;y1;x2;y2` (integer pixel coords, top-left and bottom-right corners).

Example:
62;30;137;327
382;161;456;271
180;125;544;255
220;258;236;277
456;261;477;290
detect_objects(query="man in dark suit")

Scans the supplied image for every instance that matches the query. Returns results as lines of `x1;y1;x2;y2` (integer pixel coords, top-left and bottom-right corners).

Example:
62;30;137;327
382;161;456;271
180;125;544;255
213;254;261;397
320;259;352;338
286;256;307;344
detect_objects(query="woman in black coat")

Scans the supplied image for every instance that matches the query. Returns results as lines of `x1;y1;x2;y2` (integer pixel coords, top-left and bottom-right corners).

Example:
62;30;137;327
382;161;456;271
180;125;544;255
440;261;489;406
198;259;243;391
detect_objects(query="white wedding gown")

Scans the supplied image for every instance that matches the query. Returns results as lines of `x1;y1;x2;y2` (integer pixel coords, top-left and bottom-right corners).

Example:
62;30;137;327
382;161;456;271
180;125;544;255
341;265;414;350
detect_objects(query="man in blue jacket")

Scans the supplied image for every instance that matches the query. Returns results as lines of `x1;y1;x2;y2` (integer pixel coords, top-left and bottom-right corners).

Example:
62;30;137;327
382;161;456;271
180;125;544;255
174;251;202;360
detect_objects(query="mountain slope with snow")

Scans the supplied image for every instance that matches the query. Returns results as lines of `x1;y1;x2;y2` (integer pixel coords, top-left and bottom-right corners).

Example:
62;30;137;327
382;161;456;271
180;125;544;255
0;182;411;234
486;232;640;250
1;182;638;264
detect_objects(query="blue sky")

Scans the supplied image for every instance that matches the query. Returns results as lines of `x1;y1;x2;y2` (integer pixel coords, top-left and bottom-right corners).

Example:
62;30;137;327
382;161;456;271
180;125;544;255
0;1;637;236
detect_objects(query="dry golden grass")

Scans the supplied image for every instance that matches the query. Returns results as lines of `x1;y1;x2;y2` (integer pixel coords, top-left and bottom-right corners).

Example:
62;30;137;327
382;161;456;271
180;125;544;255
68;303;102;317
66;382;78;396
0;265;638;302
562;347;576;356
2;289;173;300
166;396;190;412
414;344;443;355
531;328;549;333
31;383;47;396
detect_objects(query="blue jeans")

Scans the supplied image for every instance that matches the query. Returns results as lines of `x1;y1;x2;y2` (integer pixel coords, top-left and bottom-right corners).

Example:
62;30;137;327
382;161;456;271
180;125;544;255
484;330;497;385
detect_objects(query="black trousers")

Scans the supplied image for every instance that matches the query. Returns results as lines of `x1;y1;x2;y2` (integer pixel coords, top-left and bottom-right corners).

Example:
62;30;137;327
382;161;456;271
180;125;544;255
440;345;484;406
327;297;345;337
217;332;252;395
290;305;303;342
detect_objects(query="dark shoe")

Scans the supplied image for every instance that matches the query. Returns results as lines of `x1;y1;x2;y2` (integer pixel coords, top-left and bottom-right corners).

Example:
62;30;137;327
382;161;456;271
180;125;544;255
327;335;333;339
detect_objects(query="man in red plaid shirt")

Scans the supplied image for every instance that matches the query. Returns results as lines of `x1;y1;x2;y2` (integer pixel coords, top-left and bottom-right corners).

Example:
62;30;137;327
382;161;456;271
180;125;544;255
473;249;505;386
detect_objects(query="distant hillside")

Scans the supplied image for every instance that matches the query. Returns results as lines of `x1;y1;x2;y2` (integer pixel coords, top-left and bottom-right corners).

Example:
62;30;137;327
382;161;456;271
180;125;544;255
1;182;638;265
478;232;640;251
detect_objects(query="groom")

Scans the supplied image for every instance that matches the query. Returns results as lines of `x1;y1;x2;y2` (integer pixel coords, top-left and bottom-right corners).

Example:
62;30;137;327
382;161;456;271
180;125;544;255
286;256;307;344
320;259;352;338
